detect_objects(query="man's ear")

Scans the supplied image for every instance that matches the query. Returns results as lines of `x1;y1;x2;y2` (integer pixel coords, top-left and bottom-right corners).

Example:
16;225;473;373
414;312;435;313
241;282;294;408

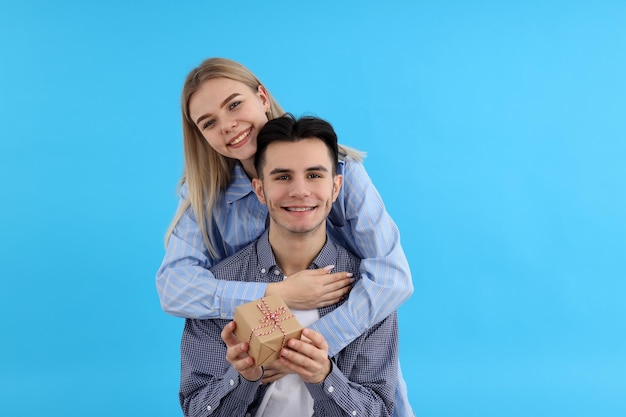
252;177;267;205
332;174;343;202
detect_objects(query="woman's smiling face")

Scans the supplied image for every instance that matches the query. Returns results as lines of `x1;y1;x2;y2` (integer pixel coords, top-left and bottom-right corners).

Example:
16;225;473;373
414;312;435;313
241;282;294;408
188;77;270;173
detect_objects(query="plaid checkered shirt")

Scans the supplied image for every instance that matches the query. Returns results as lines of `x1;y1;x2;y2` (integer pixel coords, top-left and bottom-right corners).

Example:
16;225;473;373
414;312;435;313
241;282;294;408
180;230;399;417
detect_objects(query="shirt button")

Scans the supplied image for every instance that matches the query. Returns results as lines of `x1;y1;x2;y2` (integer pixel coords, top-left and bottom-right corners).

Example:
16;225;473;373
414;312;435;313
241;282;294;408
327;386;334;393
207;405;212;412
261;268;266;274
229;379;234;386
274;270;280;275
352;411;357;416
221;313;226;318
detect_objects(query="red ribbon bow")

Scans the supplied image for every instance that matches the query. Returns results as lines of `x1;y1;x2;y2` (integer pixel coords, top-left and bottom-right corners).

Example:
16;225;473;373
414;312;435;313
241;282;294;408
248;298;295;350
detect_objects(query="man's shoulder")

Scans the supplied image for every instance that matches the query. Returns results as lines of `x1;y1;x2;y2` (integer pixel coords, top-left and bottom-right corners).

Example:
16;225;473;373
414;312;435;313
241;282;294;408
330;238;361;274
209;241;258;280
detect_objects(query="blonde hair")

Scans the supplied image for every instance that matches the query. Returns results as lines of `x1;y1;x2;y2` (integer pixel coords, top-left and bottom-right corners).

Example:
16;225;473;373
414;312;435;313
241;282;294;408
165;57;364;257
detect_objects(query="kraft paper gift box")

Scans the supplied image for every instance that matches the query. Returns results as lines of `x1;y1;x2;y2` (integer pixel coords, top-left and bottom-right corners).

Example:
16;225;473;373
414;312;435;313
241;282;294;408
234;295;303;367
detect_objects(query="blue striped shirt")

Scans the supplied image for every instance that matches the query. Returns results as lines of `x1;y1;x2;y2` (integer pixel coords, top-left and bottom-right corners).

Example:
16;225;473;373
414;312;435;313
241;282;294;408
157;157;415;416
180;231;398;417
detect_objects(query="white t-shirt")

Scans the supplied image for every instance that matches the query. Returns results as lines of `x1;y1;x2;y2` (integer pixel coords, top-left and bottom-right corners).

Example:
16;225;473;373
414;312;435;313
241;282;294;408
256;308;320;417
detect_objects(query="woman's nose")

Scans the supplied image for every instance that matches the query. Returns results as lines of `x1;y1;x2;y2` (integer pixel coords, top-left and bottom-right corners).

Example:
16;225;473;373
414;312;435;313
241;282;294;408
222;119;237;133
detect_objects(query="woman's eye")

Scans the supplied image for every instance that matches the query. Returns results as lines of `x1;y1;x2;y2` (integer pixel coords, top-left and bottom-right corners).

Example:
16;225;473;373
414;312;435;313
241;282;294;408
229;101;242;111
202;119;215;129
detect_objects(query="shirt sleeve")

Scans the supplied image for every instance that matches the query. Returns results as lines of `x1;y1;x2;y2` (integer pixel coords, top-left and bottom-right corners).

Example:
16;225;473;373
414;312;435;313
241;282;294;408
155;185;267;319
179;318;263;417
306;313;398;417
311;158;413;356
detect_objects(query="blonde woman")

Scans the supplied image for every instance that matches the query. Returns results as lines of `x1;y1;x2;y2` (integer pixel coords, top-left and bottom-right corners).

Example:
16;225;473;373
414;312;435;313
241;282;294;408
156;58;414;416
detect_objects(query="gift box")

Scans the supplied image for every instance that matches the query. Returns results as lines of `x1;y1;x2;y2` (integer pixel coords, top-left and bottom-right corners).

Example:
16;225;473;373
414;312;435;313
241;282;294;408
234;295;303;367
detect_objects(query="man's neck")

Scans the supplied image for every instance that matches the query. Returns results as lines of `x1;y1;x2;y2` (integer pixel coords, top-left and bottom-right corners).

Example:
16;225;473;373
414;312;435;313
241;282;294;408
268;228;326;276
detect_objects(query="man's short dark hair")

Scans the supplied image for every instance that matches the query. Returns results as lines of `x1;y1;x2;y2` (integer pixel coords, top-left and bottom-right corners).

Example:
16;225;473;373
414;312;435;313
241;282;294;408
255;114;339;177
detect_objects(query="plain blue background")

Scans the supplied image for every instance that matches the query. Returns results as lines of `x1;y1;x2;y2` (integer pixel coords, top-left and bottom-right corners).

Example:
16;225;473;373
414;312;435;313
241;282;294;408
1;1;625;416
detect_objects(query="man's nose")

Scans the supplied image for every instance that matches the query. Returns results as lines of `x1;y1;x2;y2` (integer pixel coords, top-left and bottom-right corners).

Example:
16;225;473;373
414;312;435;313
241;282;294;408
289;178;311;197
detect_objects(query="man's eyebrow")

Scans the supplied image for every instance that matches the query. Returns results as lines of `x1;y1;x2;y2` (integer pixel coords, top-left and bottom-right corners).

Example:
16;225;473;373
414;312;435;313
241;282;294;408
268;167;293;176
268;165;329;176
195;93;241;125
305;165;329;173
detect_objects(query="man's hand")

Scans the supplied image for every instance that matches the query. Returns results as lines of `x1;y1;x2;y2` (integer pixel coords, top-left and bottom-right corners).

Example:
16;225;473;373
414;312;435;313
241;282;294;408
266;266;354;310
278;328;331;384
261;360;292;384
221;321;263;382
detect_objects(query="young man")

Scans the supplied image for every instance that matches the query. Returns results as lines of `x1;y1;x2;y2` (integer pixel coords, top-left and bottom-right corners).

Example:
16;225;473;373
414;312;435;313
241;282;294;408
179;115;399;417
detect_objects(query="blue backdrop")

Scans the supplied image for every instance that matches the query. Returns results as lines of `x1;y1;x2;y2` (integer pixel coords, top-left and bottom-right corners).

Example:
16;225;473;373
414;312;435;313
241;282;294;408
1;1;625;416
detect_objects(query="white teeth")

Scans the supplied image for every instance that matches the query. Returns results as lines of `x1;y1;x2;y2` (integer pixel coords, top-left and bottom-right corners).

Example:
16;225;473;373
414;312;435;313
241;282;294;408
230;130;249;146
287;207;313;212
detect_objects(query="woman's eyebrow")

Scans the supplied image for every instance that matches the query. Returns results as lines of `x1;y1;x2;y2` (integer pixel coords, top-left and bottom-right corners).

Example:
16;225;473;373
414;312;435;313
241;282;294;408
195;93;241;125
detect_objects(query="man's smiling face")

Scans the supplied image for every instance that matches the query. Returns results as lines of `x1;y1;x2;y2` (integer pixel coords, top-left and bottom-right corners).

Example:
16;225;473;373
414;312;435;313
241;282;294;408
253;137;342;237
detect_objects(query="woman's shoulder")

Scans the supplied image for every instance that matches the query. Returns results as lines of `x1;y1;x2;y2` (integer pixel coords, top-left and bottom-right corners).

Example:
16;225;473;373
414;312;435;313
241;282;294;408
178;180;189;199
338;153;370;180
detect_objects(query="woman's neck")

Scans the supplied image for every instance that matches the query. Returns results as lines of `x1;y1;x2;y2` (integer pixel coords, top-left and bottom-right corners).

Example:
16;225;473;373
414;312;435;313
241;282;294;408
240;158;257;179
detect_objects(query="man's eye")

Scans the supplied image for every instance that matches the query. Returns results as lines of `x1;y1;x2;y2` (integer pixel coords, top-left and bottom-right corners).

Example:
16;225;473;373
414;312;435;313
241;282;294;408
308;173;322;179
277;175;289;181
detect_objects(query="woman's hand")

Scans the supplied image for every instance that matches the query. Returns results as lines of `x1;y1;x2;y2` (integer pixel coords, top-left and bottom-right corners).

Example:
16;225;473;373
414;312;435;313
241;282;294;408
266;266;354;310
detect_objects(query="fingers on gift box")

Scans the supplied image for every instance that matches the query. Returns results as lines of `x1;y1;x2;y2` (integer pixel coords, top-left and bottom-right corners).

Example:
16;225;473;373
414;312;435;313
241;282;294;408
234;295;303;367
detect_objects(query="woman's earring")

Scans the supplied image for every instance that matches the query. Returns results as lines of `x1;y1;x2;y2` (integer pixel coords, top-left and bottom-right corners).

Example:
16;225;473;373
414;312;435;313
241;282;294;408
265;108;273;120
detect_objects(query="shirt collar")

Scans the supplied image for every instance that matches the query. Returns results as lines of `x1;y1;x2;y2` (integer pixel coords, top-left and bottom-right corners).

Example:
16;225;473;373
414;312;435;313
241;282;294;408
256;229;339;274
224;163;255;204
